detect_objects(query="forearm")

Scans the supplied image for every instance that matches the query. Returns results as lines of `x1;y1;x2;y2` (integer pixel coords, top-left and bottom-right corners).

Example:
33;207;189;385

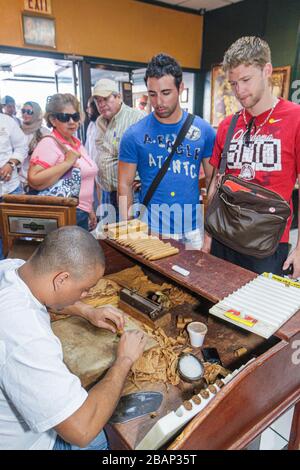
84;357;132;433
202;168;218;252
206;168;218;205
118;181;133;220
57;356;132;447
28;161;72;190
55;301;89;318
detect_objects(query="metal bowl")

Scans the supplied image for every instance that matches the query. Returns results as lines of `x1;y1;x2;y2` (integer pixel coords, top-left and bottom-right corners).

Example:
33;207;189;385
177;353;204;383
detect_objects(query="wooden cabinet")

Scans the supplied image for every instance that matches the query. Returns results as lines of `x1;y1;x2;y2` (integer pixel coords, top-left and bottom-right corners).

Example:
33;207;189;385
0;194;77;257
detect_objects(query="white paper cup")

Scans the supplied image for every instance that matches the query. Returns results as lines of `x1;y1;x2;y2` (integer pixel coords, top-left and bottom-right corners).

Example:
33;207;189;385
187;322;207;348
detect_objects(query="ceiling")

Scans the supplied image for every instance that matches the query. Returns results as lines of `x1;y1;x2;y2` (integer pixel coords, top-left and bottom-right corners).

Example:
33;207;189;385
143;0;244;12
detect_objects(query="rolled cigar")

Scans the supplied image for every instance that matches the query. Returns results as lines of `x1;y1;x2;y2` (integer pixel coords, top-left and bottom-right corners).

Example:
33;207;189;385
200;389;209;399
143;246;175;256
208;384;217;394
105;319;124;336
192;395;201;405
147;248;179;260
176;335;186;345
141;244;173;256
133;240;162;248
183;400;193;411
143;242;171;250
135;244;164;254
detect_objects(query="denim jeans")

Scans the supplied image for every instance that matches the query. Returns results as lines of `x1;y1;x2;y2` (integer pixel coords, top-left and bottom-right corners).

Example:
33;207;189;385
76;208;89;231
53;429;108;450
211;239;289;275
0;185;23;260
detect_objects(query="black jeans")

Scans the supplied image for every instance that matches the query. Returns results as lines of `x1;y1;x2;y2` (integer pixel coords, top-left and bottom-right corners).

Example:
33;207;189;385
211;238;289;275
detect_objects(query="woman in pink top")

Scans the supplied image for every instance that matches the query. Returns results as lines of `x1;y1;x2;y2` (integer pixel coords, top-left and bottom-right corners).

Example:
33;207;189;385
29;94;98;231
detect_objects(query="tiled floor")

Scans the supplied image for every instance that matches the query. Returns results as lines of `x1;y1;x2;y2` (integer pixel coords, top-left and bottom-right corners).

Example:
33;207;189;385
259;407;294;450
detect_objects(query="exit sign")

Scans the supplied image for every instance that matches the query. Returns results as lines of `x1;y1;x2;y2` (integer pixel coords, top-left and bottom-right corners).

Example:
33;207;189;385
24;0;52;15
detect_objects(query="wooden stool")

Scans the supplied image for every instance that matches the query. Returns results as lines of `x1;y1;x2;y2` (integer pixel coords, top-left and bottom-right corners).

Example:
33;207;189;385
0;194;78;258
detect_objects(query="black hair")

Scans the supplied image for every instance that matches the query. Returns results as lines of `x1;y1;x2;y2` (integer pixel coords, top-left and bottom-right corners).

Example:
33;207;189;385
87;97;100;122
29;226;105;278
144;53;182;90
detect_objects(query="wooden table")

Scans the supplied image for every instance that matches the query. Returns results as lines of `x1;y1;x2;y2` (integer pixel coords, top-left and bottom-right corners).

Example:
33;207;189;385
100;239;300;450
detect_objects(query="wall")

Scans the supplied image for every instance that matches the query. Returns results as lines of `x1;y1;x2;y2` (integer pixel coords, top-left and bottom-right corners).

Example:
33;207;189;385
200;0;300;117
202;0;299;74
0;0;203;68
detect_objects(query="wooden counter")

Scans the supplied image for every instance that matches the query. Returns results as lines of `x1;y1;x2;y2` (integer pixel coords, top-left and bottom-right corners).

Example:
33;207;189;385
99;239;300;450
102;238;257;303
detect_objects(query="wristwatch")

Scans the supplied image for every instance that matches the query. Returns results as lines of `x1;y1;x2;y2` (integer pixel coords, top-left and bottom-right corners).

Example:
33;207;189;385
7;161;16;170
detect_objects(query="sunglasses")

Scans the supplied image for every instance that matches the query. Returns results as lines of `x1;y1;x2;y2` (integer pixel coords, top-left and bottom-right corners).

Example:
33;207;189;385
21;109;34;115
53;112;81;123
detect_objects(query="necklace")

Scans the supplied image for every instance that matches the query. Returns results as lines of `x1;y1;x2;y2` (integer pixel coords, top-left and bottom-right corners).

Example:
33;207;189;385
239;98;279;181
242;98;279;140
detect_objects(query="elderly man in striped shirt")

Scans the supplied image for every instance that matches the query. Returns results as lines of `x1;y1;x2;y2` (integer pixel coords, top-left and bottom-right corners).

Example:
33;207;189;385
93;79;144;222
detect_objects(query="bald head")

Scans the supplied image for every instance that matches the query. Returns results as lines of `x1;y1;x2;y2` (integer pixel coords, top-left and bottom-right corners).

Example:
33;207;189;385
29;226;105;278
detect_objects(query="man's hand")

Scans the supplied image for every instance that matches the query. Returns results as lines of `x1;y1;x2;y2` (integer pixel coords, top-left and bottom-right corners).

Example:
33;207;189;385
117;330;147;367
89;210;97;230
83;304;125;333
282;247;300;278
201;232;212;254
132;180;141;192
0;163;13;182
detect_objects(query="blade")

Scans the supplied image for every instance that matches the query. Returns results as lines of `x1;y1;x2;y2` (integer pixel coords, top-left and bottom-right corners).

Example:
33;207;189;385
109;391;163;424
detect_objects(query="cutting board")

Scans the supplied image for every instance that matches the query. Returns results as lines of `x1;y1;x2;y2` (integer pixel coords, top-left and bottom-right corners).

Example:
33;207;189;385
52;315;157;388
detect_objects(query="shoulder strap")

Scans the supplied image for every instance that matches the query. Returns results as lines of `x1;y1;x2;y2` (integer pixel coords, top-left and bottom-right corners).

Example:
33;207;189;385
141;113;195;209
219;112;239;175
39;134;68;154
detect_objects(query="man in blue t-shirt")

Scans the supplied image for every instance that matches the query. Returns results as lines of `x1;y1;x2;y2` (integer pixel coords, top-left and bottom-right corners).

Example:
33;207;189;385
118;53;215;248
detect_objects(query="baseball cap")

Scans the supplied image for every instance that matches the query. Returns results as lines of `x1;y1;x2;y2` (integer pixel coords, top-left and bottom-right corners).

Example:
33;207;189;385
93;79;119;98
1;95;15;105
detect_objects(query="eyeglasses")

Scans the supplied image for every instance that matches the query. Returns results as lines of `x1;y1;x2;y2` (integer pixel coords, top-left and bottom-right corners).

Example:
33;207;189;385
21;109;34;115
53;112;81;123
243;117;255;147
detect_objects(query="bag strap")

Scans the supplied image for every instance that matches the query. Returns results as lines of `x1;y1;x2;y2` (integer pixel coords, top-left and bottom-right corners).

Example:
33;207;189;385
141;113;195;210
39;135;69;154
219;112;239;175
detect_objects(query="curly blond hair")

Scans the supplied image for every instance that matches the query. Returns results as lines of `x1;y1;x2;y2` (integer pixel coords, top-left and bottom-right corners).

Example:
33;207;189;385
223;36;271;72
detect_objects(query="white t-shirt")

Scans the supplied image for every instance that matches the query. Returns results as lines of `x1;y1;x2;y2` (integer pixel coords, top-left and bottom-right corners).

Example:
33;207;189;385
19;126;50;184
0;114;28;194
0;259;88;450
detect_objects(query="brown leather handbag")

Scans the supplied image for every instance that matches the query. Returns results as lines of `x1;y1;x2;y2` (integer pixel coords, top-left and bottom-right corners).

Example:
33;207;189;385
205;114;291;258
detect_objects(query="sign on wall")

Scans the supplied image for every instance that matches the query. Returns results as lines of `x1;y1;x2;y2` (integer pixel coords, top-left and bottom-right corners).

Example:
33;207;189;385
22;13;56;48
24;0;52;16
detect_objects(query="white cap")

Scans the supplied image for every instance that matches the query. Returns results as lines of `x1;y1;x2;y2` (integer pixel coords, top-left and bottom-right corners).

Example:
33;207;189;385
92;79;119;98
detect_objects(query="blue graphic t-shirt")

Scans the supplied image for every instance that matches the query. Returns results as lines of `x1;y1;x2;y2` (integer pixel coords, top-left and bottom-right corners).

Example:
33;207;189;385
119;111;216;235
